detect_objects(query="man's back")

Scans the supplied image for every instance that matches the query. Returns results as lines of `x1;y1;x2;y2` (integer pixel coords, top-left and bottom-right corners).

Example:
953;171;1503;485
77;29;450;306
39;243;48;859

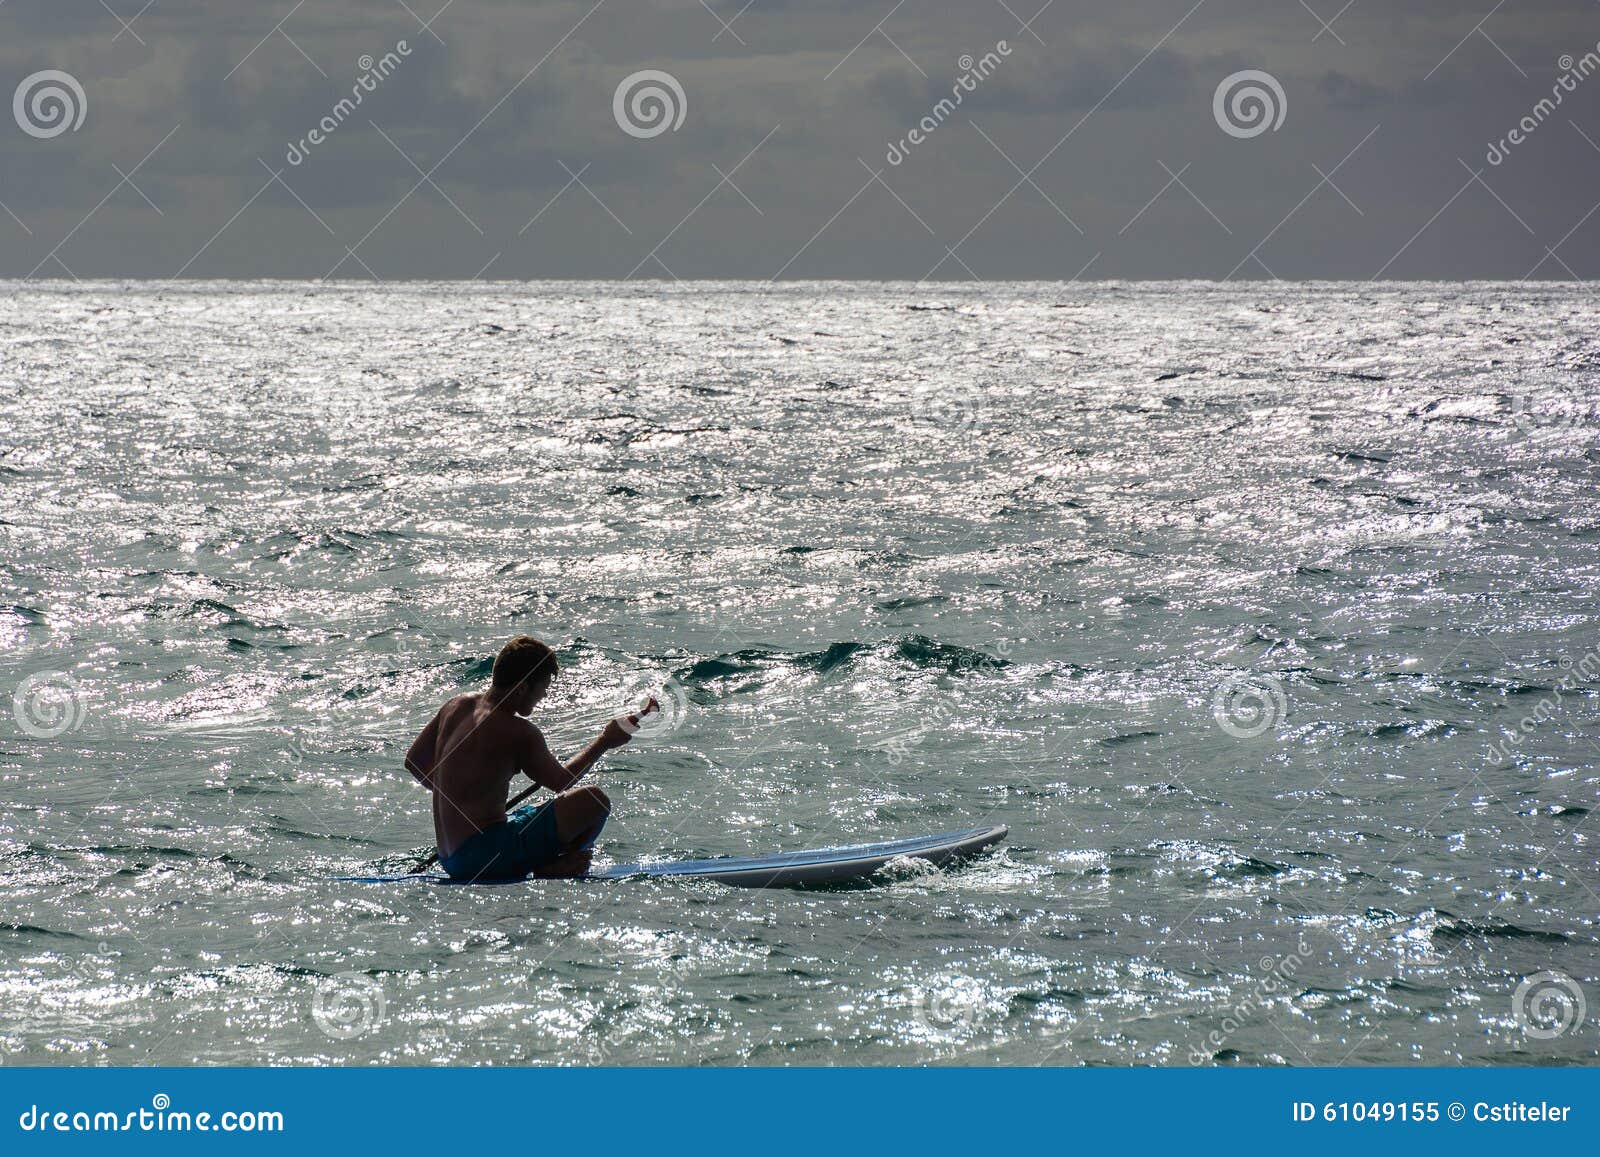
428;694;528;858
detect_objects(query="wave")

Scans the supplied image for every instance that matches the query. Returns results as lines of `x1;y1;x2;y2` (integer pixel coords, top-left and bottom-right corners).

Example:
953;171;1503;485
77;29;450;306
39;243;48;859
0;922;94;940
680;635;1009;685
1152;840;1287;879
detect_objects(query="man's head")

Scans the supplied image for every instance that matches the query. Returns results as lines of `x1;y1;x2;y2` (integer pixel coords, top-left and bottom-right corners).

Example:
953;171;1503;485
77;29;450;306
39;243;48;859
491;635;559;714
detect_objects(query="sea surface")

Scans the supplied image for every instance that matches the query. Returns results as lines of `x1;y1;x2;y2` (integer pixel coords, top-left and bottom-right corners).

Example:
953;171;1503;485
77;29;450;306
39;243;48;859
1;280;1597;1067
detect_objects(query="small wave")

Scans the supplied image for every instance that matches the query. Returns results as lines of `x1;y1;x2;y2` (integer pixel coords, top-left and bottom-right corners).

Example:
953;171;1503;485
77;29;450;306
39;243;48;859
874;854;941;882
80;843;199;859
1367;720;1458;741
1377;908;1574;951
1154;840;1286;879
681;635;1007;685
799;641;867;674
1426;912;1571;947
187;783;292;798
1100;730;1162;747
875;595;948;611
892;636;1009;673
266;823;381;846
681;651;769;681
0;922;91;941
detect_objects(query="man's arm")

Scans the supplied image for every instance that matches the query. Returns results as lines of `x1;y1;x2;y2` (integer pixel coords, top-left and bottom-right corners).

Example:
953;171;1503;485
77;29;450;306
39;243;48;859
519;723;601;792
405;711;443;789
519;700;658;791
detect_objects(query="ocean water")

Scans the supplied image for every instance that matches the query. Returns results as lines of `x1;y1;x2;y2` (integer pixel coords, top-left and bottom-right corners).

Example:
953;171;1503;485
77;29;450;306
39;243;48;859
1;280;1597;1067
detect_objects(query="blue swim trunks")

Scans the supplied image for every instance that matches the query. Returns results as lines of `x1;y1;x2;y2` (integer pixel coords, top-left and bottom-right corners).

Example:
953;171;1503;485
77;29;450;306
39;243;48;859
440;801;562;881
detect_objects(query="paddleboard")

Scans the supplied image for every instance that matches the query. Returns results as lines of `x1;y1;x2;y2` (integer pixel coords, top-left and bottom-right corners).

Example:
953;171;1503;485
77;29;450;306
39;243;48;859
343;825;1007;889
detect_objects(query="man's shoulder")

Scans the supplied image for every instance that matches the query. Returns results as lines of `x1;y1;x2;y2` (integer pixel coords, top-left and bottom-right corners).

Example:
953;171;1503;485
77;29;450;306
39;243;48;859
479;704;541;741
505;713;543;740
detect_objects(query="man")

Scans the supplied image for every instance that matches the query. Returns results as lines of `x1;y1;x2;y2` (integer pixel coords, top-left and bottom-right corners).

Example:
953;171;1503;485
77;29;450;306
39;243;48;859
405;636;655;880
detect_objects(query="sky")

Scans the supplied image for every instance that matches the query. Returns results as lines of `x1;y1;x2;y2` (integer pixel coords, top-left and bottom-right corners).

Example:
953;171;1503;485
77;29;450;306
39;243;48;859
0;0;1598;280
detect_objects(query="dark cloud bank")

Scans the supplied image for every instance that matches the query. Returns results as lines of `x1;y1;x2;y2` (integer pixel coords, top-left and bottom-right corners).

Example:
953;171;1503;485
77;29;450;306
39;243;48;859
1;0;1597;280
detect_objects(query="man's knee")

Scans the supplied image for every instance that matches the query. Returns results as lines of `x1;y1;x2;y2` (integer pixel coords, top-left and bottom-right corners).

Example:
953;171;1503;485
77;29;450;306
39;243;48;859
572;785;610;816
555;785;610;851
563;785;609;829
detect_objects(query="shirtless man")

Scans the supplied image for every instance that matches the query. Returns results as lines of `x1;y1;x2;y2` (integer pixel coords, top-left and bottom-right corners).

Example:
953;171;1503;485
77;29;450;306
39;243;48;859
404;636;654;880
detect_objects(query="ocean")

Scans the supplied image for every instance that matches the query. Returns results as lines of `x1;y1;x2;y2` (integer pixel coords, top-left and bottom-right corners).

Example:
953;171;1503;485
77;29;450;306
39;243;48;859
1;280;1596;1066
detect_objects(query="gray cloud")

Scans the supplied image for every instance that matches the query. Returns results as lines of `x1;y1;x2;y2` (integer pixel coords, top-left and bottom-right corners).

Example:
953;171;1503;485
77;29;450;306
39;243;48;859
0;0;1597;279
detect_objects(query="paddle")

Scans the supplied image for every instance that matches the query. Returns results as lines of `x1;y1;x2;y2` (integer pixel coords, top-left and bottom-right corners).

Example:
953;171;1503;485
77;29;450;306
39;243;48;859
406;696;660;875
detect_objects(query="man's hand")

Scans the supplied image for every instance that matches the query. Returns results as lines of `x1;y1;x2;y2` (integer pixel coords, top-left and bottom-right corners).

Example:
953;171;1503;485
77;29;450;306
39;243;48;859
600;696;659;750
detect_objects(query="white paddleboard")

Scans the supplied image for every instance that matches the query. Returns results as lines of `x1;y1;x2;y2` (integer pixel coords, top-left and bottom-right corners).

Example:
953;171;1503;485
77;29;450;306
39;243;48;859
594;824;1008;887
344;825;1007;889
